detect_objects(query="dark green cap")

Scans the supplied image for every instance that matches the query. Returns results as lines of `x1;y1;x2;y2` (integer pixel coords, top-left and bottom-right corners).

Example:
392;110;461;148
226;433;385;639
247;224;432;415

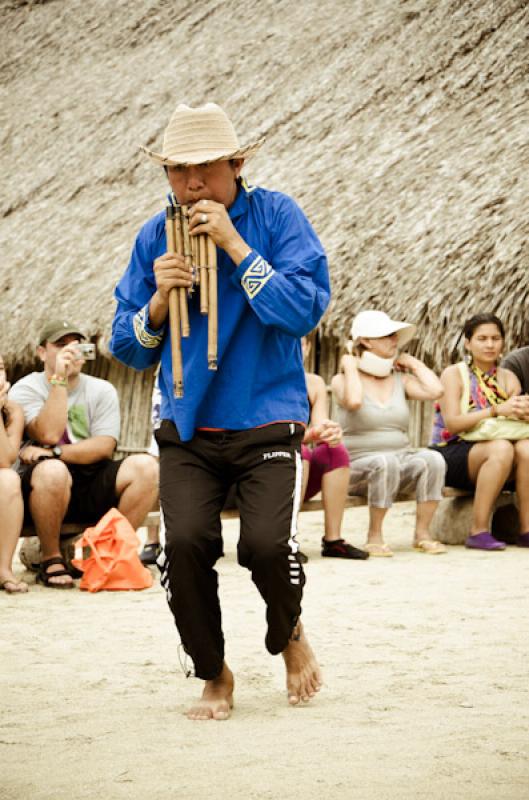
38;319;86;345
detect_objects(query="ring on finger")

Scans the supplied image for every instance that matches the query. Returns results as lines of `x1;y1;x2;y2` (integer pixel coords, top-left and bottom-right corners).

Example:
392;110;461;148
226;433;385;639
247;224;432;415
201;213;208;224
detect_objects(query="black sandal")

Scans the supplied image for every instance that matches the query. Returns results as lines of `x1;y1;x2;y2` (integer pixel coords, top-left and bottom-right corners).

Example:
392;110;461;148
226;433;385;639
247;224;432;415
36;557;75;589
139;542;162;566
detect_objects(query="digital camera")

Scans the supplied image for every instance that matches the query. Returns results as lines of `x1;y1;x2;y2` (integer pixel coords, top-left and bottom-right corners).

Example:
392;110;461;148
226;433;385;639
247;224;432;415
76;343;96;360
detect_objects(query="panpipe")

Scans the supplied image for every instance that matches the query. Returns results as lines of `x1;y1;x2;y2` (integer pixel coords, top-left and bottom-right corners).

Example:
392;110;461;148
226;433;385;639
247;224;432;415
165;204;218;398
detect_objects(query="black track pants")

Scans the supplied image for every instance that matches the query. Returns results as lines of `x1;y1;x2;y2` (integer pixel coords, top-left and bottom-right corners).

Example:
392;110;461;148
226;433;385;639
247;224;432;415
156;420;305;680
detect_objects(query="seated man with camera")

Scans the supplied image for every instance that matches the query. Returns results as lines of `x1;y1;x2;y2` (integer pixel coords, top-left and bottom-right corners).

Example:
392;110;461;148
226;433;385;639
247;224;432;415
9;320;159;588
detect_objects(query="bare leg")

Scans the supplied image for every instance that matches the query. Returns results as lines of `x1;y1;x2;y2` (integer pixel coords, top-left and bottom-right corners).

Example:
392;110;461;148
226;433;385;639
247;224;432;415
116;454;159;530
366;506;389;544
514;441;529;531
186;662;234;721
321;466;349;541
414;500;439;541
0;470;27;593
468;440;514;533
413;500;446;553
300;458;310;503
145;525;159;546
364;506;393;555
282;620;322;705
30;461;72;586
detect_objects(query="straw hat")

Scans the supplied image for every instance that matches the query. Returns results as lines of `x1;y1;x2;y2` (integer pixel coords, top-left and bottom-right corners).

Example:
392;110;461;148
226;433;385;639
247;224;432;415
351;310;416;347
140;103;264;167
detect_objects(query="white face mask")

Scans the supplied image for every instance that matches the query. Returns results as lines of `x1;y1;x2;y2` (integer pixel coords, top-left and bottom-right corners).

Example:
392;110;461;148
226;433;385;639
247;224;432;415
357;350;395;378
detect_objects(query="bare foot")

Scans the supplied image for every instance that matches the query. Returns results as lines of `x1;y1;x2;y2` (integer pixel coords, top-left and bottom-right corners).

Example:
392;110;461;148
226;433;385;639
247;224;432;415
282;621;322;705
186;662;234;721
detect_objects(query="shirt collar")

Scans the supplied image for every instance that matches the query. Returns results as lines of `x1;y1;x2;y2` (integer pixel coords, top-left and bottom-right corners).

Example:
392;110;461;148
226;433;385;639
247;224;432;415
229;178;251;221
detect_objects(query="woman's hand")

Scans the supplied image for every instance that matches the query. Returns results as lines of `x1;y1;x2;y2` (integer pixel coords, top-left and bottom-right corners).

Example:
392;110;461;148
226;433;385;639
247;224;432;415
497;395;529;420
394;353;420;372
340;354;358;373
311;419;343;447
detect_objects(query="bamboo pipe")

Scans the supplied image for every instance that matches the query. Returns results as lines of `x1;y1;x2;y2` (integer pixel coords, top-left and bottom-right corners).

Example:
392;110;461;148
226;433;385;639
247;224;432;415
172;206;190;337
199;234;209;314
165;206;184;398
180;205;194;295
207;237;218;370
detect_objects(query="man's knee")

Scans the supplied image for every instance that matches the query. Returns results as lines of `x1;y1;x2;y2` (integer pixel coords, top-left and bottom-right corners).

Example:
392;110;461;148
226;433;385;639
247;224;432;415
0;468;22;500
30;460;71;495
238;524;291;568
117;454;159;493
165;518;223;565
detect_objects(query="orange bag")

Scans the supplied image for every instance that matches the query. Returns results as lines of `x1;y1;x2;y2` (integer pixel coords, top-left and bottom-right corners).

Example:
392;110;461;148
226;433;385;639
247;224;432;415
71;508;153;592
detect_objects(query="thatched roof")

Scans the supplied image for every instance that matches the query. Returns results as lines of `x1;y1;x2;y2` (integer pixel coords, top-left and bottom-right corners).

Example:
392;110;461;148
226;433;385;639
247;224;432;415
2;0;527;370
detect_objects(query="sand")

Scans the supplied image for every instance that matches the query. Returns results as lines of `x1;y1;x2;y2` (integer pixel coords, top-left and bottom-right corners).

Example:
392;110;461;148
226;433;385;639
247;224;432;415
1;502;528;800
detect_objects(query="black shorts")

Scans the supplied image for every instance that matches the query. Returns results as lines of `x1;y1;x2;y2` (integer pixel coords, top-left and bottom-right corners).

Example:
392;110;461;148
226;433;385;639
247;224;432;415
429;440;475;490
430;440;516;493
21;459;122;524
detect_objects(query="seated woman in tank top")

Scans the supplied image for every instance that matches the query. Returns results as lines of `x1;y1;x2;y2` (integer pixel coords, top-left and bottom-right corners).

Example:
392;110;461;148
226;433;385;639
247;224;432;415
331;311;447;557
430;313;529;551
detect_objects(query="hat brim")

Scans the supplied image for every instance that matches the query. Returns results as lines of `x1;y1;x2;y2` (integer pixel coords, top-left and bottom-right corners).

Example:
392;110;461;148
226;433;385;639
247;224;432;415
393;323;416;348
353;322;417;348
45;328;86;344
139;138;264;167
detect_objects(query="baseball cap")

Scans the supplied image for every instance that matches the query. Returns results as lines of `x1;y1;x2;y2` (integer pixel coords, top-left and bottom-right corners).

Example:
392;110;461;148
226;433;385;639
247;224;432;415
351;310;416;347
38;319;86;345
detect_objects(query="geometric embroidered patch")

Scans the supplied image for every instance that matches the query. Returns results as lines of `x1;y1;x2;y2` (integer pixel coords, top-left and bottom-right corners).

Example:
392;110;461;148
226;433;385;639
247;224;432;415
133;304;165;349
241;255;274;299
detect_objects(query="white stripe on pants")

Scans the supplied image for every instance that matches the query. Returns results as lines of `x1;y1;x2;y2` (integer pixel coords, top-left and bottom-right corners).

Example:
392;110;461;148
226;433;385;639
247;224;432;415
348;448;446;508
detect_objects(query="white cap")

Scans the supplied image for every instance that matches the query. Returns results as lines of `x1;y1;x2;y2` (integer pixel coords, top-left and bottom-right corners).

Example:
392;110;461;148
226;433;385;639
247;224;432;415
351;310;416;347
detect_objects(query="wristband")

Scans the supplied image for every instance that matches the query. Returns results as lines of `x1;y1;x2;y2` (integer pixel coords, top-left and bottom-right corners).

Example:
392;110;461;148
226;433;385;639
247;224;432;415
50;374;67;387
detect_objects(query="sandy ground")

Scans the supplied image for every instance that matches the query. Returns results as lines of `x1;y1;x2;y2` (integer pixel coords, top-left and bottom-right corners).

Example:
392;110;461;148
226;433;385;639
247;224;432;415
1;502;528;800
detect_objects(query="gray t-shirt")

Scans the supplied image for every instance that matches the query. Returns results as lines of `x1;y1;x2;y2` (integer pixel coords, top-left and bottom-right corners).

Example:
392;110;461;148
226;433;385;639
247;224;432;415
9;372;120;444
501;347;529;395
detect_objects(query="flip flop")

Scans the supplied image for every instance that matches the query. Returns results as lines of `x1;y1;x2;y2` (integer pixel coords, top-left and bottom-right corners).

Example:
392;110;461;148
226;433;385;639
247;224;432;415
413;540;447;555
0;578;29;594
364;542;394;557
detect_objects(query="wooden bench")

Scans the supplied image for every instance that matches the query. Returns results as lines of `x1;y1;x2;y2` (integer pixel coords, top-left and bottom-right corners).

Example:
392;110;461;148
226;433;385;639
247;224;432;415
20;486;518;565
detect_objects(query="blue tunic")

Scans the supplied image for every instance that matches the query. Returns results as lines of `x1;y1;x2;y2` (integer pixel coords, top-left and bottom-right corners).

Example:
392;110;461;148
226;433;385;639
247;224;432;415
110;181;330;441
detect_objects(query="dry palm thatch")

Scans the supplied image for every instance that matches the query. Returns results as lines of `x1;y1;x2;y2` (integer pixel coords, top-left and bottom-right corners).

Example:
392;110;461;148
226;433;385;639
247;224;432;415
1;0;527;441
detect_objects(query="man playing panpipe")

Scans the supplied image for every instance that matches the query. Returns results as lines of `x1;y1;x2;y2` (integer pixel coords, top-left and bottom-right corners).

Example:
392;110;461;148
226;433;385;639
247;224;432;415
111;103;330;720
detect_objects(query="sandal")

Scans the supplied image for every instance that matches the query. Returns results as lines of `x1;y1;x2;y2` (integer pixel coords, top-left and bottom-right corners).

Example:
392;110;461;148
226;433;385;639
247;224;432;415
516;532;529;548
139;542;162;566
413;539;447;555
364;542;394;557
36;556;75;589
0;578;29;594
